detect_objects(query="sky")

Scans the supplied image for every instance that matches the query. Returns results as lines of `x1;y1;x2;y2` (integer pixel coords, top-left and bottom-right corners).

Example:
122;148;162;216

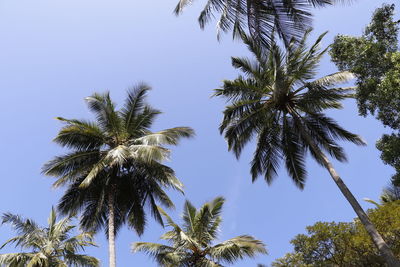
0;0;397;266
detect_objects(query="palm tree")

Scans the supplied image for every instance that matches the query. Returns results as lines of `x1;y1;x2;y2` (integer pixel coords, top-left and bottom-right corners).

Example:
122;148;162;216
214;31;400;266
42;84;194;267
132;197;267;266
0;207;99;267
174;0;350;46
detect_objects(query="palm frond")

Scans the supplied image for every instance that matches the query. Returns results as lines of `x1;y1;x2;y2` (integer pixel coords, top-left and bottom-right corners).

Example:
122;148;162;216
208;235;267;264
220;100;266;158
282;116;307;189
307;113;366;146
42;150;101;188
126;105;161;136
54;118;105;151
216;29;364;190
214;77;265;102
121;83;151;133
132;242;179;266
0;209;99;266
174;0;194;15
85;92;122;137
45;87;192;255
133;197;266;266
175;0;343;46
250;122;282;184
307;71;354;87
64;253;99;267
0;253;34;266
135;127;194;146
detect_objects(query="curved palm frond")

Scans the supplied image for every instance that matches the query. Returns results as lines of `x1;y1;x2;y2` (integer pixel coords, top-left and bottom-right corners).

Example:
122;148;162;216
84;92;121;138
0;209;99;267
214;25;399;267
135;127;195;146
208;235;267;264
132;197;267;266
175;0;350;46
132;242;178;266
53;118;106;151
43;85;194;266
216;30;363;188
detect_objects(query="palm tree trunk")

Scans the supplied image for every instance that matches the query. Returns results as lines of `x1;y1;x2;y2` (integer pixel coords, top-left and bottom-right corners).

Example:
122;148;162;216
108;188;117;267
307;140;400;266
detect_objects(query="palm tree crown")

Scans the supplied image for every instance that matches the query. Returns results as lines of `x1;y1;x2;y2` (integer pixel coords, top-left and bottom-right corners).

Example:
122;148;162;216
0;208;99;267
214;31;400;266
133;197;267;266
174;0;349;46
42;84;194;266
215;31;363;188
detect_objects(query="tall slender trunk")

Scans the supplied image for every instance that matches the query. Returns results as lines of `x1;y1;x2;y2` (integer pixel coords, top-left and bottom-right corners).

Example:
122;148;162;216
108;188;117;267
307;138;400;266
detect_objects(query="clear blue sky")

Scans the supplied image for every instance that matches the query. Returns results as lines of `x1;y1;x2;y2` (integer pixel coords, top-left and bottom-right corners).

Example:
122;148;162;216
0;0;396;266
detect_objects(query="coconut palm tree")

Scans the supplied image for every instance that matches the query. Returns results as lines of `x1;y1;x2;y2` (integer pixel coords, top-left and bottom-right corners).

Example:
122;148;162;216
42;84;194;267
174;0;350;46
214;31;400;266
132;197;267;266
0;207;99;267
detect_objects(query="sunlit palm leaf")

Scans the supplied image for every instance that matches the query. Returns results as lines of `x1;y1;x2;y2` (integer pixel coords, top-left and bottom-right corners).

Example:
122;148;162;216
0;209;99;267
43;86;194;257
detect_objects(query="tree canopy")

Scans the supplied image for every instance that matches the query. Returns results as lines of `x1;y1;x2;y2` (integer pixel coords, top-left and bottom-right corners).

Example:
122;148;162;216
0;208;99;267
330;4;400;184
175;0;349;46
215;29;363;188
272;201;400;266
133;197;267;266
42;85;194;266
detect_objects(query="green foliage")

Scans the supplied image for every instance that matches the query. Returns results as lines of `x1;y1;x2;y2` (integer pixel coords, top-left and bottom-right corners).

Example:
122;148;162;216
270;253;313;267
175;0;349;46
132;197;267;266
0;208;99;267
330;4;399;118
381;183;400;203
330;4;400;183
272;201;400;266
215;30;363;188
42;84;194;236
377;133;400;184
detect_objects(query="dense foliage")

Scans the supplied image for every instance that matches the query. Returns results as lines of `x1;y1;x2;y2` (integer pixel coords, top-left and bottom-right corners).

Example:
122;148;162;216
214;24;399;266
0;208;99;267
215;30;363;187
1;1;399;266
175;0;348;46
330;4;400;184
272;201;400;266
133;197;267;266
42;85;194;266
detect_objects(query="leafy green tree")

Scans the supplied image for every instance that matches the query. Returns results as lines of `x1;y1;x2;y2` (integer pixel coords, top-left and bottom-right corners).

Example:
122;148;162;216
42;84;194;267
0;208;99;267
377;133;400;184
330;4;400;184
214;30;399;265
270;253;312;267
272;201;400;266
174;0;349;46
132;197;267;266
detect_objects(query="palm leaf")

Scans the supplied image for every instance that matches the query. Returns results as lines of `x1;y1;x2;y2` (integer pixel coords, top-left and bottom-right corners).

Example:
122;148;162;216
133;197;266;266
